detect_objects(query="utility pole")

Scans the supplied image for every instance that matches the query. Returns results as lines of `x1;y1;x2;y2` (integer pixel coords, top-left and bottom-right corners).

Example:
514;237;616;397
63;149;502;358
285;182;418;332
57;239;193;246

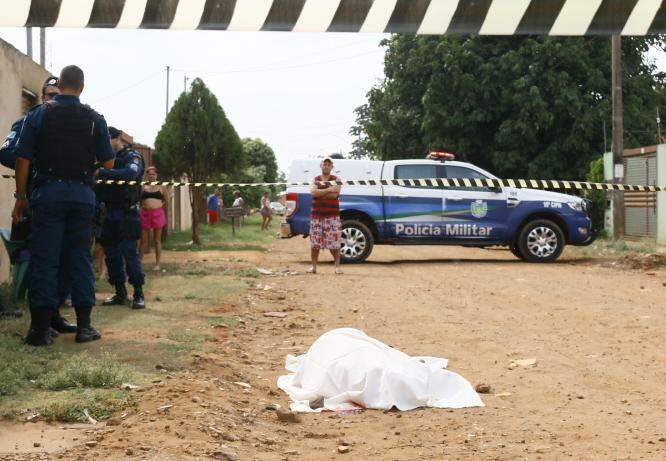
184;75;189;93
657;107;662;143
39;27;45;67
165;65;171;117
26;27;33;59
611;35;624;241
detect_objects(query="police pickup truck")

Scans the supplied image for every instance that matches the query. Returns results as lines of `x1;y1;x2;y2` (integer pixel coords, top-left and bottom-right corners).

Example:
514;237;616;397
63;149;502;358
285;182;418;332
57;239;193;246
283;155;597;263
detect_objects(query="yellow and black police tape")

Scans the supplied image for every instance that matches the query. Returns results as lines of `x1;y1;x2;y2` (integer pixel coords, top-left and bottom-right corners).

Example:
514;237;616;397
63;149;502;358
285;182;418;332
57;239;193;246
0;174;663;191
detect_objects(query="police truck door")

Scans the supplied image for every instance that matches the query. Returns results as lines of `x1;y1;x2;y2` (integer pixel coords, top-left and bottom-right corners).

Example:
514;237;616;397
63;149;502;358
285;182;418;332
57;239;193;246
383;162;446;240
441;165;508;242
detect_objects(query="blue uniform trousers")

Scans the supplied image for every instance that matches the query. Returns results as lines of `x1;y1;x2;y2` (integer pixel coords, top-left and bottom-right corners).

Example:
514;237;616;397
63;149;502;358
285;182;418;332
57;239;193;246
29;202;95;310
101;210;144;288
56;249;72;306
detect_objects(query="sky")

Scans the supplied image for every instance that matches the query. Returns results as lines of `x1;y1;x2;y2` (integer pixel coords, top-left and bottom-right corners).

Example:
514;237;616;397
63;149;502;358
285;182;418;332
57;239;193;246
0;28;388;173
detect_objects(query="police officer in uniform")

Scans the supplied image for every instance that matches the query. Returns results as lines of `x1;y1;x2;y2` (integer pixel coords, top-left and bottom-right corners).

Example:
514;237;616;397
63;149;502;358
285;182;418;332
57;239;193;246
13;65;115;346
0;76;77;330
97;128;146;310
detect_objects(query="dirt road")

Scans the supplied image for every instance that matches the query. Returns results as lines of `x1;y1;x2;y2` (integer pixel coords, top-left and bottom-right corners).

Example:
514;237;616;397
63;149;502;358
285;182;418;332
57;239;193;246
3;239;666;460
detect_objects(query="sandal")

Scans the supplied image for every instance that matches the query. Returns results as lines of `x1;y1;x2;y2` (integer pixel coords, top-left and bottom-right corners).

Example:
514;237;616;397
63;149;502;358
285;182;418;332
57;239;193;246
307;266;317;274
335;268;344;275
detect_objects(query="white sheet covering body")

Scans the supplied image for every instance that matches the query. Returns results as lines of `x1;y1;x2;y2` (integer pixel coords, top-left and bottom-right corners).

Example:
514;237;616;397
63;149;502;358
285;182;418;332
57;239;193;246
277;328;484;412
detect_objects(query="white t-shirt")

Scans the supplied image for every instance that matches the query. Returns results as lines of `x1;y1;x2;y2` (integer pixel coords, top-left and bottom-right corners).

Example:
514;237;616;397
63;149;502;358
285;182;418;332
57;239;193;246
233;197;244;208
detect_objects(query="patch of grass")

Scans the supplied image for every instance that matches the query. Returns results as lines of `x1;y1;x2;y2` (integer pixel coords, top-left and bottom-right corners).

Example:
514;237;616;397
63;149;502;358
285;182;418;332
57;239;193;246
163;330;215;353
164;265;260;278
39;389;137;423
163;215;272;252
0;356;41;398
574;236;658;258
166;331;215;343
37;354;130;391
0;218;256;424
213;244;267;252
0;324;142;423
179;292;218;303
166;243;267;252
182;267;218;277
148;276;247;306
0;312;57;398
221;268;260;278
208;315;239;328
160;343;197;353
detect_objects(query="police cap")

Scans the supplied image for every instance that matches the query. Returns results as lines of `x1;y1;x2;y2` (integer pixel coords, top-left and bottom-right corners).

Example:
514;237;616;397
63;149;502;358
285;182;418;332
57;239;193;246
108;127;122;140
42;76;59;91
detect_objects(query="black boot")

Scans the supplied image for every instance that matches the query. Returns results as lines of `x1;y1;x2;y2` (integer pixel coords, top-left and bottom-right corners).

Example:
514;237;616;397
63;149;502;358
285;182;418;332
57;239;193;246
24;309;53;347
51;308;77;334
74;306;101;343
131;286;146;310
102;284;129;306
0;302;23;318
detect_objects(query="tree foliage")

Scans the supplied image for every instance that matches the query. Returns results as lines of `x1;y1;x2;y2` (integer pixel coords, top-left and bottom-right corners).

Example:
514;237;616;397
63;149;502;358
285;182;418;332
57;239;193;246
242;138;279;183
352;36;666;180
155;78;243;243
211;138;280;209
586;156;607;229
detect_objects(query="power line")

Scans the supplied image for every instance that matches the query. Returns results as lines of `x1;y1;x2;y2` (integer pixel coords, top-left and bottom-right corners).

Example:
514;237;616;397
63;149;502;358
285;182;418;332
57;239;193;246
93;70;163;104
172;49;381;77
173;38;379;77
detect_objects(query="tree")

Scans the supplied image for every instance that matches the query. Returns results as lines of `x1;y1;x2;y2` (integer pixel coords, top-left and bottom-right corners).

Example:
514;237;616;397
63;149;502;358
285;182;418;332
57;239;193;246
216;138;280;209
242;138;279;183
352;36;666;180
155;78;243;244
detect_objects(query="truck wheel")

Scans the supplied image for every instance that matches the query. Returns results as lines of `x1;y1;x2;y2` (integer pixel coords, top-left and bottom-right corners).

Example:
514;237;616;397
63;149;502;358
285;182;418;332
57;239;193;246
340;220;374;264
517;219;565;263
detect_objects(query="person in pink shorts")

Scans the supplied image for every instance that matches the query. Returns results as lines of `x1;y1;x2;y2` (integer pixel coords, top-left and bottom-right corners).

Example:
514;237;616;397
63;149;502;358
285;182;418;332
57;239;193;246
140;166;168;270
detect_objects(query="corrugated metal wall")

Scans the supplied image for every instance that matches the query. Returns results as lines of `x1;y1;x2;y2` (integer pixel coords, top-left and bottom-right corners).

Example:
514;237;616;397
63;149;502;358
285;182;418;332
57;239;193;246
624;154;657;237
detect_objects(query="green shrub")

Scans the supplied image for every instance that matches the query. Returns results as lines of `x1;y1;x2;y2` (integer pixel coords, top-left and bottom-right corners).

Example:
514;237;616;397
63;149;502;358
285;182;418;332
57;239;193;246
585;156;607;228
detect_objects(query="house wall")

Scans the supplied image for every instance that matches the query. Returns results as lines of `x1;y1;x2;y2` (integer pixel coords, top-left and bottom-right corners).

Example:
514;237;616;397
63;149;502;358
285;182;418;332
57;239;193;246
0;39;50;280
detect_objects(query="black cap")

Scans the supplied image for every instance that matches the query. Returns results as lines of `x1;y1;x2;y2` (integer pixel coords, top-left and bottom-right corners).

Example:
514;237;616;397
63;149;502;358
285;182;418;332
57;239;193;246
108;127;122;139
43;76;59;91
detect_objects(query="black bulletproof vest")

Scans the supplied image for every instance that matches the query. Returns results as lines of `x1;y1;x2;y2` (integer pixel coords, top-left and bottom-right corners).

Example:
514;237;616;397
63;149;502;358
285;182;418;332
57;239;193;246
35;102;97;181
95;147;142;209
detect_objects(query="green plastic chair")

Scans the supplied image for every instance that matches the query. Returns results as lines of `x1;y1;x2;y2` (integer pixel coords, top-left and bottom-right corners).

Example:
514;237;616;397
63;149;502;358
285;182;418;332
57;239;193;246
0;228;29;304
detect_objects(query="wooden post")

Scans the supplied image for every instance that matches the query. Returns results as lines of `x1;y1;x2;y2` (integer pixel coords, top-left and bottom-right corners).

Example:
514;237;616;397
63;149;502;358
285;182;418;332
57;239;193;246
611;35;625;241
39;27;45;67
26;27;33;59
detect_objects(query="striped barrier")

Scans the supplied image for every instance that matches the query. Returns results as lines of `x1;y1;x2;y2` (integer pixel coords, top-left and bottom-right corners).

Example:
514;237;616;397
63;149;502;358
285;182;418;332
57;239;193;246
1;175;660;192
0;0;663;35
